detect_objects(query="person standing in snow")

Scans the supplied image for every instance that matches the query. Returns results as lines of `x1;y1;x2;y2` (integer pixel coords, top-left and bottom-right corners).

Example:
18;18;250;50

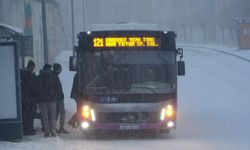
53;63;69;134
20;60;37;135
37;64;57;137
68;72;81;128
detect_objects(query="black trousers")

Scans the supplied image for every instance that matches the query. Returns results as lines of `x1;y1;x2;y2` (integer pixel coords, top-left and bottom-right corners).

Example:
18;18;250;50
69;99;82;127
22;103;34;133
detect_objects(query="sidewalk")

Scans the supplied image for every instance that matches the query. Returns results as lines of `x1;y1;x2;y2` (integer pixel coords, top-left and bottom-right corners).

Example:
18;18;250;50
178;44;250;61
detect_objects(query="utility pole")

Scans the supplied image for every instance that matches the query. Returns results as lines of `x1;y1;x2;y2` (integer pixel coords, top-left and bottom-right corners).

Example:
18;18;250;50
42;0;49;64
71;0;75;49
82;0;86;31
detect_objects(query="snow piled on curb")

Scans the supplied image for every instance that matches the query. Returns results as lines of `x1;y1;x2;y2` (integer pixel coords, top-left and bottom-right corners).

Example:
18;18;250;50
178;44;250;60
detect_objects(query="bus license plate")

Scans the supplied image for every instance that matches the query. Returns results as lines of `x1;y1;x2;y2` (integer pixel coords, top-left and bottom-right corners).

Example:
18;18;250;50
120;124;139;130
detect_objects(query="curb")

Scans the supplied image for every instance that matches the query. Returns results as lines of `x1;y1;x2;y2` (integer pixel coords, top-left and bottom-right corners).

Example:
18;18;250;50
178;45;250;63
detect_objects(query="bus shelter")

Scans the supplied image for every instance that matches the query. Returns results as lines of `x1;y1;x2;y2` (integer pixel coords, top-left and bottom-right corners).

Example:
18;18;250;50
0;41;22;141
0;24;33;141
236;18;250;49
0;23;33;68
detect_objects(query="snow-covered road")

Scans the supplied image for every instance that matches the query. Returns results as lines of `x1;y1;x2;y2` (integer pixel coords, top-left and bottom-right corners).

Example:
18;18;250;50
1;46;250;150
176;46;250;149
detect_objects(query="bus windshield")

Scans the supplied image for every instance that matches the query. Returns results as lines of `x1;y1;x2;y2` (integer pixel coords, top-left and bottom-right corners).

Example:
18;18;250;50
81;50;177;94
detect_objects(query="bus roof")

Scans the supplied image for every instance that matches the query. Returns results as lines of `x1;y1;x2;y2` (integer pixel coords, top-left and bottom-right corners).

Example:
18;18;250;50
90;23;159;31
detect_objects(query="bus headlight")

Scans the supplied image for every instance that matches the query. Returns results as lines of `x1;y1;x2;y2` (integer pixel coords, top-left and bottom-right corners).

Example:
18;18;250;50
160;104;174;121
166;104;174;118
81;121;90;129
167;121;174;128
81;105;96;121
90;109;96;121
160;108;166;121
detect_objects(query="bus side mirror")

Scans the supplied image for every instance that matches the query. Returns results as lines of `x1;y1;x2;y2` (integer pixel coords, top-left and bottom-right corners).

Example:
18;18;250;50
178;61;185;76
69;56;77;71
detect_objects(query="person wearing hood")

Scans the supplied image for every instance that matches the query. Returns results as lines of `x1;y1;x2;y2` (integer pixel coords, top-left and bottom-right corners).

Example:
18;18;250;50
37;64;57;137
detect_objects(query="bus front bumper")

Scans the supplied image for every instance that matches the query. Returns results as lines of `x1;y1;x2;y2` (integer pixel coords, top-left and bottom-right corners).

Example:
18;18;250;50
79;121;175;131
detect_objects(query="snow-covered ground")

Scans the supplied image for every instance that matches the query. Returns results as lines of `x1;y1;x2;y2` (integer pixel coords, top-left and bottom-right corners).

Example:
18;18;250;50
179;44;250;61
1;45;250;150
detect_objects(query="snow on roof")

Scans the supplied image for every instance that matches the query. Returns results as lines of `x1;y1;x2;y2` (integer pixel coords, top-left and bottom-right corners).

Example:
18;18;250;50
90;23;159;31
0;23;23;34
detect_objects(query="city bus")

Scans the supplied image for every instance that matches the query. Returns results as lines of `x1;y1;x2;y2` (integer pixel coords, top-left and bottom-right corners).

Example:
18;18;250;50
69;24;185;134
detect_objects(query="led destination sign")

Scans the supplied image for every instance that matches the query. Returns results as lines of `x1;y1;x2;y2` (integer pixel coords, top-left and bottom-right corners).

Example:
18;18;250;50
93;37;160;48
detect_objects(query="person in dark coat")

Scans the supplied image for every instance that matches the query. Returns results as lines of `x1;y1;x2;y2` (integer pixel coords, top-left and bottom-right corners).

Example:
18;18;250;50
20;60;36;135
37;64;57;137
36;69;44;131
53;63;69;134
68;72;81;128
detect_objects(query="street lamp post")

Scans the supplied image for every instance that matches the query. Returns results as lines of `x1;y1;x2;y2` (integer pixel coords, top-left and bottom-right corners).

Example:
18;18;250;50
42;0;49;64
71;0;75;49
82;0;86;31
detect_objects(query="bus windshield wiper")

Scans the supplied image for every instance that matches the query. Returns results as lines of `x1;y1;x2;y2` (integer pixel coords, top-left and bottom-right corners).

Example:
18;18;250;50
131;86;157;94
157;53;168;63
86;74;102;88
86;53;127;88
